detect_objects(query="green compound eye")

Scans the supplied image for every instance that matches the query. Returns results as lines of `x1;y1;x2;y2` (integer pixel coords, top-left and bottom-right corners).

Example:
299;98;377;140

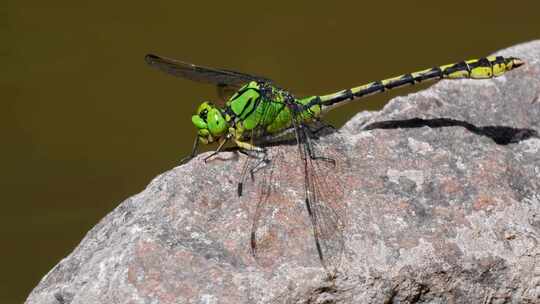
196;101;213;117
191;101;226;138
191;115;207;129
206;108;227;136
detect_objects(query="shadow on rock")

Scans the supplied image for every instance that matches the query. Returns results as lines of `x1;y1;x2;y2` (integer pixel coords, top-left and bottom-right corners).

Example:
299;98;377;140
364;117;539;145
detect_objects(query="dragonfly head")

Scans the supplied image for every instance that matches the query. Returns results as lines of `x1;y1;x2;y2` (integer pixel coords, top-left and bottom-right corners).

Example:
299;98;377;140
191;101;228;144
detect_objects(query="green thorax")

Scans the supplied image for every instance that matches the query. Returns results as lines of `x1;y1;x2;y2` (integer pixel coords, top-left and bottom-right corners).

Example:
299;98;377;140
225;81;322;139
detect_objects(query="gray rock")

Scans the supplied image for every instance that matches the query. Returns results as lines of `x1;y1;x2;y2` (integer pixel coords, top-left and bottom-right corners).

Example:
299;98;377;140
26;41;540;304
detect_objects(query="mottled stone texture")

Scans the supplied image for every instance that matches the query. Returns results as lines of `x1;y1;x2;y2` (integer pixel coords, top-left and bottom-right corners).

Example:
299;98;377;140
27;41;540;304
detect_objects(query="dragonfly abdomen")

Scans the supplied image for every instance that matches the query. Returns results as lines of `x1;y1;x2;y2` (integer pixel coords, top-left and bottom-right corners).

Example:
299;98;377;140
317;56;524;111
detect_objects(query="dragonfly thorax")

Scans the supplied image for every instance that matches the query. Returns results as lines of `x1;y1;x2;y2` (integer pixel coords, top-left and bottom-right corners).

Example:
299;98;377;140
191;101;229;144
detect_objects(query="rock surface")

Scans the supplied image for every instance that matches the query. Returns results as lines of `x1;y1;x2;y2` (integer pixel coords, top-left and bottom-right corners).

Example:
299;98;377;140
26;41;540;304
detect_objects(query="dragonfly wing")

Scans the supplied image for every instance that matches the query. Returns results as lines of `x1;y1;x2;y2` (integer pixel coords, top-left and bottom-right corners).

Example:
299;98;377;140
305;156;346;271
145;54;273;103
243;145;312;268
235;101;311;268
145;53;272;89
295;120;347;272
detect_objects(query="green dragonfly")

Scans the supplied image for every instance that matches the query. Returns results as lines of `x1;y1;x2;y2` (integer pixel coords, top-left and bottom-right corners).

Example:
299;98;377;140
145;54;523;271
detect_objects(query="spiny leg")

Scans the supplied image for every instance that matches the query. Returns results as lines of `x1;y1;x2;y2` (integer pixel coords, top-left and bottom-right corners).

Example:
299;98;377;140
237;147;269;197
308;118;337;137
302;123;336;165
247;149;270;180
179;137;200;164
203;134;231;163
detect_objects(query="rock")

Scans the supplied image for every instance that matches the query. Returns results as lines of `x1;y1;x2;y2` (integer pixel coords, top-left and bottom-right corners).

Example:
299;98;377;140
26;41;540;304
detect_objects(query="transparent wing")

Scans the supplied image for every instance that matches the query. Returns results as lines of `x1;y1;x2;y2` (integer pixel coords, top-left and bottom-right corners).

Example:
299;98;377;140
243;144;315;268
145;54;272;89
239;103;346;272
296;122;346;271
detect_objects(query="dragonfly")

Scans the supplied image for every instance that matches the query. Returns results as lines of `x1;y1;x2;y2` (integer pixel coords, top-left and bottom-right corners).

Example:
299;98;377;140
145;53;524;271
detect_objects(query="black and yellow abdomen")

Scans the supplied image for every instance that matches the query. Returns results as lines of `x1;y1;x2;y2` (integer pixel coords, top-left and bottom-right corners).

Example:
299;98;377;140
317;56;524;111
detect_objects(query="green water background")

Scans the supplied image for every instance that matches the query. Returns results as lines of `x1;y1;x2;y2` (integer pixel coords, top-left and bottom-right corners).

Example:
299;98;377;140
3;1;540;302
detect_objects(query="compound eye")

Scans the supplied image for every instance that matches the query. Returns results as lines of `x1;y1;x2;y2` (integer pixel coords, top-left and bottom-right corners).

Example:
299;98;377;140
207;108;227;135
199;109;209;121
196;101;214;118
192;115;207;130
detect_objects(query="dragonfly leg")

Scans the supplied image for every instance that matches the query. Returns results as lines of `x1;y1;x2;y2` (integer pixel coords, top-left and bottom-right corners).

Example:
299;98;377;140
303;124;336;165
179;137;200;164
239;148;269;179
203;135;231;163
234;140;268;174
308;119;337;137
248;149;270;179
234;138;265;152
236;140;268;197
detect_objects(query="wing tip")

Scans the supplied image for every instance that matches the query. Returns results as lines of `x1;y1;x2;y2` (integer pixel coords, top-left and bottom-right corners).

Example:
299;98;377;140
144;53;160;65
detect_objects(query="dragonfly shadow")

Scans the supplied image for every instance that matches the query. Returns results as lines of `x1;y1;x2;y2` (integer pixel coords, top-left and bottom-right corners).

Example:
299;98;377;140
364;117;538;145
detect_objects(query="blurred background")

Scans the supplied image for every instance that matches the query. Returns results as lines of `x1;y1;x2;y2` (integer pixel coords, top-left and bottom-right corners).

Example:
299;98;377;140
3;1;540;302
